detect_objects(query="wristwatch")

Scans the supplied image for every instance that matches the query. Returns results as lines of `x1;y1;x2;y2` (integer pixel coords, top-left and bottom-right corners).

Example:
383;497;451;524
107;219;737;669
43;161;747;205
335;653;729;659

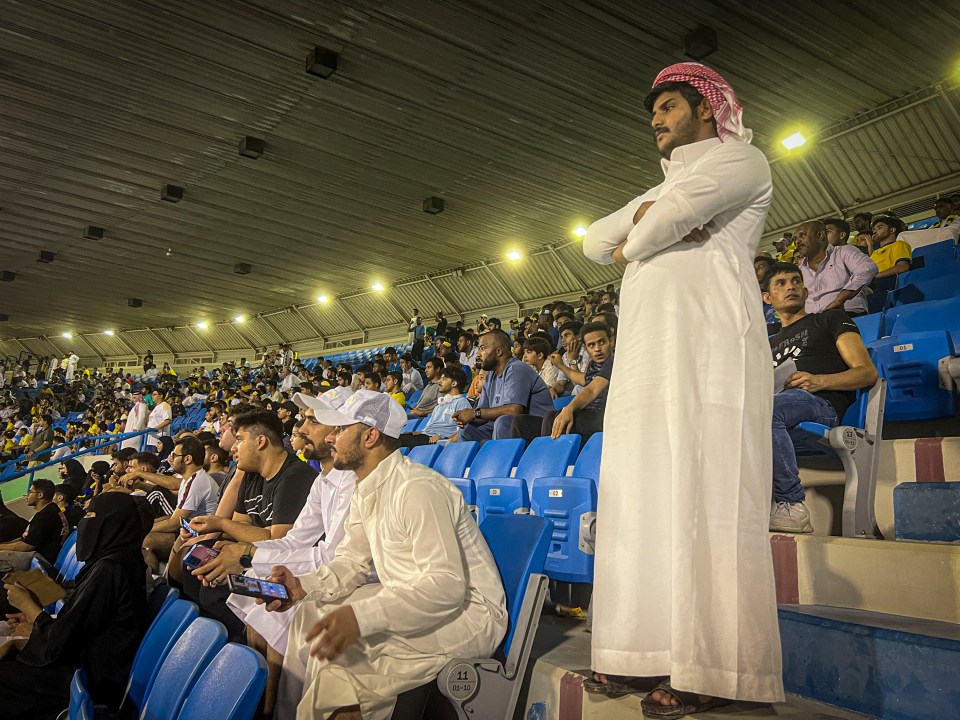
239;544;255;569
475;407;482;421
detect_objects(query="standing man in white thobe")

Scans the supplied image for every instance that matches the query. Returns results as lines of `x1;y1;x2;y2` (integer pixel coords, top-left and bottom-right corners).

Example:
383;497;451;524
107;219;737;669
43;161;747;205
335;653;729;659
121;390;150;450
583;63;783;717
265;390;507;720
64;352;79;382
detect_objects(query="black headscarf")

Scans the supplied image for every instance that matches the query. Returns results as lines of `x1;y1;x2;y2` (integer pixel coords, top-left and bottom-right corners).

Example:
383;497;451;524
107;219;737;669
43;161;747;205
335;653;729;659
155;436;175;461
61;459;87;495
75;493;152;571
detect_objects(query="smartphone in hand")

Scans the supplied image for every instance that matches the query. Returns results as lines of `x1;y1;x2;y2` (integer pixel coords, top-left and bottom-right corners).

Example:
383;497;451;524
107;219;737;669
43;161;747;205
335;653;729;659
226;574;290;602
182;544;218;570
181;518;199;537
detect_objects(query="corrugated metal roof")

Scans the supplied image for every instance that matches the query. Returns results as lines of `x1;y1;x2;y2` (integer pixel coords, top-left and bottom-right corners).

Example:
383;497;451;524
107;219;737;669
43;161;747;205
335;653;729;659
2;0;960;360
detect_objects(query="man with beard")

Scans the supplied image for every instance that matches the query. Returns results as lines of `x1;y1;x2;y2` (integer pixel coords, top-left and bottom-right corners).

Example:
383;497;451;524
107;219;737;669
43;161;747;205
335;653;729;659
582;63;783;716
266;390;506;720
191;388;357;716
452;330;553;442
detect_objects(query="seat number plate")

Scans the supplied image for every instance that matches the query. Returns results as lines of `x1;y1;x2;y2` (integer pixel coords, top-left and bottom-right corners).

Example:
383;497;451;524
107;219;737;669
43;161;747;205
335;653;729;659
446;663;479;701
489;488;500;496
549;489;563;497
893;343;913;352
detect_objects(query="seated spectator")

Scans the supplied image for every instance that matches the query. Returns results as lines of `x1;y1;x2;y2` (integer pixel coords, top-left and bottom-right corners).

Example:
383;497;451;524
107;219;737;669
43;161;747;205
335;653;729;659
763;262;877;533
522;337;562;398
50;433;70;461
554;321;588;395
931;196;957;228
384;370;406;406
200;402;223;433
590;311;619;339
277;400;299;443
141;436;220;573
0;480;67;575
458;331;478;368
267;390;506;720
510;322;614;442
399;354;423;396
58;458;88;496
279;366;302;394
869;215;910;278
27;415;54;468
383;347;401;372
754;255;780;329
466;367;486;404
363;371;382;392
407;357;442;418
336;370;353;388
401;367;471;447
453;330;553;442
174;409;315;641
0;493;151;719
794;220;877;317
53;483;84;527
203;439;231;489
0;494;28;543
822;217;852;248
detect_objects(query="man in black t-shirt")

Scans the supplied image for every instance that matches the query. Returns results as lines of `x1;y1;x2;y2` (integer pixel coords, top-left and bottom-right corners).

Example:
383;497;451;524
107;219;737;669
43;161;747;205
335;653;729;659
763;262;878;534
0;479;67;571
0;496;28;544
176;409;314;641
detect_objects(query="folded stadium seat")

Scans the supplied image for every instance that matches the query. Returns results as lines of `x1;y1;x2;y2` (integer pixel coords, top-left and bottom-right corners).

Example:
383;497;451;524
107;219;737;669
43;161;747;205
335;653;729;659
909;238;958;270
432;441;480;480
407;444;443;468
475;435;581;524
897;255;960;289
887;273;960;307
853;314;883;345
553;396;574;411
884;295;960;348
173;644;267;720
789;380;887;538
138;618;228;720
70;668;94;720
529;433;603;583
867;275;897;314
399;447;410;456
405;389;423;409
437;514;552;720
414;416;431;432
401;418;420;434
72;598;199;719
452;439;525;519
871;332;957;421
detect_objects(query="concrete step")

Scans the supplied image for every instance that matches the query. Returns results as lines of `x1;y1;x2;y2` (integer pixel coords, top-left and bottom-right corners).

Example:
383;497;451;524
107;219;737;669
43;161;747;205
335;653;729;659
780;605;960;720
520;615;871;720
893;481;960;542
770;534;960;624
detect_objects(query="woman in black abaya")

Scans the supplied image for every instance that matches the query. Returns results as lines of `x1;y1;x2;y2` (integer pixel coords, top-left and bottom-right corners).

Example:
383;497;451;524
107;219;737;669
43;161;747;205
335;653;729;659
0;493;151;719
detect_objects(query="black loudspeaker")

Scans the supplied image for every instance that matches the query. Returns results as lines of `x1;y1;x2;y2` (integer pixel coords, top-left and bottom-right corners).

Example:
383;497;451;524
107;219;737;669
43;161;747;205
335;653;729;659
128;298;143;307
38;250;55;263
239;136;264;158
83;225;104;239
161;184;184;202
234;262;252;275
683;25;718;60
0;314;8;321
422;196;445;214
305;47;339;78
0;271;14;281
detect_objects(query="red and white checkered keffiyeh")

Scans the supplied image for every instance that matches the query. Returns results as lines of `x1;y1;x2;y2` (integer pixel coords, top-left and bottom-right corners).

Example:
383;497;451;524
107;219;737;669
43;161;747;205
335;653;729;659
653;62;752;144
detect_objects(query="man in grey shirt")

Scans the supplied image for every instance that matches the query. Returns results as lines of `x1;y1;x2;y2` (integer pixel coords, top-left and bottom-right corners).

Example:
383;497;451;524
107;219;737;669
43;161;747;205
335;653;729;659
407;357;443;418
453;330;553;441
794;220;877;316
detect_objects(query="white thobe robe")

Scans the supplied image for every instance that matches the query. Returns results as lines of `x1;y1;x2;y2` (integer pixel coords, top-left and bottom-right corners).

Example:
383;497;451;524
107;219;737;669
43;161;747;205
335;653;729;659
65;354;79;382
584;137;784;702
276;451;506;720
121;401;149;450
227;467;356;654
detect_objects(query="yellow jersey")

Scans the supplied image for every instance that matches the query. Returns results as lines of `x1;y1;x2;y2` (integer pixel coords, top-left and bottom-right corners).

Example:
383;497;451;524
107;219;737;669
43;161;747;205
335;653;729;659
870;240;912;273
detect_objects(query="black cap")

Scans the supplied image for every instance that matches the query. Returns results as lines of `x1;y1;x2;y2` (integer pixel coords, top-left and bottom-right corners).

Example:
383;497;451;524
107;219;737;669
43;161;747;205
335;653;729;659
280;400;299;414
400;353;413;361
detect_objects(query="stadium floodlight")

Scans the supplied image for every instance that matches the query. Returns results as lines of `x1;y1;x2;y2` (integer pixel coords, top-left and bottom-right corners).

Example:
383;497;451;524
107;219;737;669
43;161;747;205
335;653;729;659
104;330;114;336
234;315;246;323
506;249;523;261
573;226;588;237
371;282;384;292
196;321;208;330
316;294;329;303
62;332;72;339
781;132;807;150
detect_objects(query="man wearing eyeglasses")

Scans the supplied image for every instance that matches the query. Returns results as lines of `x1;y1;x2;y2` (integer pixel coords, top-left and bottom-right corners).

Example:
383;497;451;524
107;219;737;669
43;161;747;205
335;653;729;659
0;479;67;575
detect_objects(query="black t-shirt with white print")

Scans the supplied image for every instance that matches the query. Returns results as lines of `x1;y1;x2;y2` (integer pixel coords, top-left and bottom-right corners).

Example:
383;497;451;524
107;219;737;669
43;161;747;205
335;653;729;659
769;310;861;420
235;453;315;528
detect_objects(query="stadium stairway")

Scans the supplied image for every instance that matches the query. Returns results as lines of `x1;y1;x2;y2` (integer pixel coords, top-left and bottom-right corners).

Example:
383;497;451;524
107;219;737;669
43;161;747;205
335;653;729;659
511;436;960;720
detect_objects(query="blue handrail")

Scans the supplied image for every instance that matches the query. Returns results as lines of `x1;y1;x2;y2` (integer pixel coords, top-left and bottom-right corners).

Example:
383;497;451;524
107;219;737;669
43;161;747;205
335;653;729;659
0;428;159;490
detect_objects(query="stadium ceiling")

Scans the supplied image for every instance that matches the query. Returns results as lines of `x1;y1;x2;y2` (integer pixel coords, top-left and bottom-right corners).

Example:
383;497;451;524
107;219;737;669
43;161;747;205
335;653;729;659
1;0;959;360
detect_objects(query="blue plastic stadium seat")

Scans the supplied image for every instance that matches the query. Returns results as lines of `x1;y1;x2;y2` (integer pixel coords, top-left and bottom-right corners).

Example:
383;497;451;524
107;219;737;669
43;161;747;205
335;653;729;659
466;439;525;481
450;477;478;515
139;618;228;720
910;239;958;269
853;313;883;345
887;273;960;307
399;447;410;456
870;332;956;421
406;444;443;468
529;433;602;583
414;416;431;432
405;389;423;409
553;396;574;411
174;644;267;720
120;598;199;716
401;418;420;434
884;295;960;351
475;435;581;524
437;515;551;719
70;669;94;720
433;441;479;479
897;255;960;289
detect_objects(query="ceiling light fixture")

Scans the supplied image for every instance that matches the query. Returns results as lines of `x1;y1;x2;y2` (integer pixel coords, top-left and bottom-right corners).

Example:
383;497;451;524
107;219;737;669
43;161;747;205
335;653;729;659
573;226;588;237
506;249;523;261
316;294;329;303
196;321;208;330
234;315;246;323
62;332;72;339
104;330;114;336
781;132;807;150
371;282;384;292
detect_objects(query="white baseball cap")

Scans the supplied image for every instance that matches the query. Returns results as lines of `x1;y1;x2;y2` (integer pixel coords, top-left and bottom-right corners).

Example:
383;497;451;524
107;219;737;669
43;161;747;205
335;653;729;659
310;389;407;439
292;386;353;415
